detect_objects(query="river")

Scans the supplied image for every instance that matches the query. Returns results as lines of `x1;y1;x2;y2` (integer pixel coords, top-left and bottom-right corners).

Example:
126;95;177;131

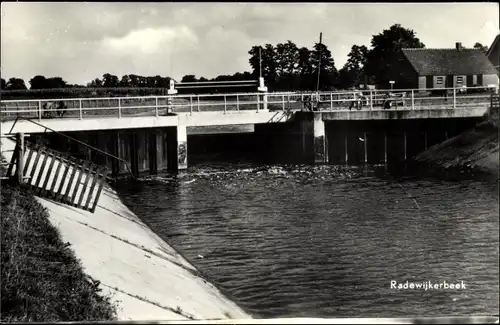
116;163;499;318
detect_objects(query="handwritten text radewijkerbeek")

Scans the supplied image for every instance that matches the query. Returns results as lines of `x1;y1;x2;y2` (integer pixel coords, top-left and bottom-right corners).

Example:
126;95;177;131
390;280;467;290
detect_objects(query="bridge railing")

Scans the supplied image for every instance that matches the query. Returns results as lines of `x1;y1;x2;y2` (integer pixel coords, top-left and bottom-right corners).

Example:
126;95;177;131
0;86;495;121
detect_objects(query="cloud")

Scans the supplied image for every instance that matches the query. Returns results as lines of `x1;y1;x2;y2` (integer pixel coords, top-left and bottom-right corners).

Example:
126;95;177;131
1;2;498;85
102;26;198;56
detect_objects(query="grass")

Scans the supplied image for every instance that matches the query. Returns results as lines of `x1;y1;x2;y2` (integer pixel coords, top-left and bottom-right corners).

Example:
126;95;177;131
0;182;118;322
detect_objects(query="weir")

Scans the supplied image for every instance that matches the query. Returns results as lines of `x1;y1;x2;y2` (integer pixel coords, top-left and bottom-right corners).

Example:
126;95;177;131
4;112;486;177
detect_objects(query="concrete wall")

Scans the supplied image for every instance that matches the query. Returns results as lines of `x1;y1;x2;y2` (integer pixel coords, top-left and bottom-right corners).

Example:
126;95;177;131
483;74;500;86
256;115;481;166
30;127;184;178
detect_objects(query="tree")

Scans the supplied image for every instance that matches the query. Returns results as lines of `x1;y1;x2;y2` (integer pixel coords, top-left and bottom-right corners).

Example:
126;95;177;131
274;41;300;90
145;76;156;88
309;42;338;91
128;75;139;87
87;78;103;88
474;42;489;52
119;75;131;87
1;78;6;89
248;45;261;78
6;78;27;90
297;47;313;90
338;45;369;89
29;75;48;89
150;75;164;88
248;44;278;89
181;75;197;82
45;77;67;89
102;73;119;87
364;24;425;87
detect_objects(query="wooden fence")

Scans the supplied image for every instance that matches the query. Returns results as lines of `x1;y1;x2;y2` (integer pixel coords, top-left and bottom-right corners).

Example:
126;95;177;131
4;138;108;213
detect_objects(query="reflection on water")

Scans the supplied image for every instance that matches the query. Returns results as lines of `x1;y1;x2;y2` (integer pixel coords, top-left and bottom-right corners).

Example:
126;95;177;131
116;164;499;318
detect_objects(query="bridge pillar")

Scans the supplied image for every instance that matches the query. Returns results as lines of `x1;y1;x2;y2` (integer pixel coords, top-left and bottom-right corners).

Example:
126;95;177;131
313;114;327;164
298;112;327;164
258;77;268;111
177;124;188;170
166;124;188;171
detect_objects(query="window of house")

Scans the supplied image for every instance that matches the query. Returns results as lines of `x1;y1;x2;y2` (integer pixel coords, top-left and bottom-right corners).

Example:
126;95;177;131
436;77;444;85
456;76;464;85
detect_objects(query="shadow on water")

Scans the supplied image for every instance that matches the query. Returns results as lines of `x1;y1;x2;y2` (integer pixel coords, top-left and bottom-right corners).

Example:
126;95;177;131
114;160;499;318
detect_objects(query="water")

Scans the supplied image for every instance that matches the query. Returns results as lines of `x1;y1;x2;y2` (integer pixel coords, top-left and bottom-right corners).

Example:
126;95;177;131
116;164;499;318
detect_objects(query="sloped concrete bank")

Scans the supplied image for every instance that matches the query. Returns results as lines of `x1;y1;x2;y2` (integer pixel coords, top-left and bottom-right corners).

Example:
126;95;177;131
415;117;499;179
0;137;250;321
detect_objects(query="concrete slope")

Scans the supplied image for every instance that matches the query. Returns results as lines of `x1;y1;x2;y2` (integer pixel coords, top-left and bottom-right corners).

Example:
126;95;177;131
415;120;499;175
0;138;250;321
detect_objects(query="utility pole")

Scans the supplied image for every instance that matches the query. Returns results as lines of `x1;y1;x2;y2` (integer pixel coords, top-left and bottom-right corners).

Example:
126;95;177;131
316;32;322;93
259;46;263;79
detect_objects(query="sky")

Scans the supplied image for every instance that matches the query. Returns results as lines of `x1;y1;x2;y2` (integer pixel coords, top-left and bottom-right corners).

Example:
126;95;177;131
1;2;499;86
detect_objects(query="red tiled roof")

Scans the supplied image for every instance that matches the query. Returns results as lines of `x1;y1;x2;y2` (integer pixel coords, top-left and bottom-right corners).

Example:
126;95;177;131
401;48;498;76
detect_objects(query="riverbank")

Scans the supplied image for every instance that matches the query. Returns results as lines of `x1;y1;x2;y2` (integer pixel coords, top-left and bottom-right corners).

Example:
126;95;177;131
0;137;250;321
0;183;118;322
415;115;499;178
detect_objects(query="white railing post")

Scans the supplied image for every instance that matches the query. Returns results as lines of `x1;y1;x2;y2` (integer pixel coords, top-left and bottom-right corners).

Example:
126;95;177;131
453;88;456;109
330;93;333;110
369;90;373;110
155;97;159;117
236;94;239;111
282;94;285;110
190;96;193;115
38;101;42;121
224;95;227;114
411;90;414;110
118;98;122;118
36;100;42;121
197;96;200;112
287;93;290;110
79;99;83;119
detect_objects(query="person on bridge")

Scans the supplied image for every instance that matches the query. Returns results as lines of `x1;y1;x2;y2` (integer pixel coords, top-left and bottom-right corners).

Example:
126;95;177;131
349;88;365;111
56;101;67;118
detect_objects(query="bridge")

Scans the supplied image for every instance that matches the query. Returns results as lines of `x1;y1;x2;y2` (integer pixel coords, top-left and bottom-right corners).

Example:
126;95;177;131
1;87;496;177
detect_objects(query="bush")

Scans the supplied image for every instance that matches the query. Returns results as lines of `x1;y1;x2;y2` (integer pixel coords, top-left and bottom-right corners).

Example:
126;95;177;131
1;183;118;322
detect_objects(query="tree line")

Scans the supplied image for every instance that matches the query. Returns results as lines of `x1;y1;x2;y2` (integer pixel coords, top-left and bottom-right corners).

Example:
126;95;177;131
1;24;490;96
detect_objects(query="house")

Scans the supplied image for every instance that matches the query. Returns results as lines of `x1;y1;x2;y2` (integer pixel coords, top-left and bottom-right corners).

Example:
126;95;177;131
487;34;499;74
388;42;499;90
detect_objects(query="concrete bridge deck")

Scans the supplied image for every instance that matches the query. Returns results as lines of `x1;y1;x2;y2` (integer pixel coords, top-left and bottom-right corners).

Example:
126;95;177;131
0;88;493;134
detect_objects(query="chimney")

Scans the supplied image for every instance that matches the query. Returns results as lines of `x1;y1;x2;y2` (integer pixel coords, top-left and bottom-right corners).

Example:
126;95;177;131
456;42;462;50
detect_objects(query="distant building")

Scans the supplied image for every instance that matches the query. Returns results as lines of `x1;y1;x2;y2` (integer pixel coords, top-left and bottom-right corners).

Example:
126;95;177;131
487;34;499;75
388;42;499;90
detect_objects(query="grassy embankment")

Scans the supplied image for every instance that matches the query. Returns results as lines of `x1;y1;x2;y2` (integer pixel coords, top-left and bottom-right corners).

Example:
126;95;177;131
1;180;118;322
415;102;499;177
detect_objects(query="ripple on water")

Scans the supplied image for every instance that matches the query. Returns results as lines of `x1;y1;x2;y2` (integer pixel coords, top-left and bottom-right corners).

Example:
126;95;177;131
120;164;499;318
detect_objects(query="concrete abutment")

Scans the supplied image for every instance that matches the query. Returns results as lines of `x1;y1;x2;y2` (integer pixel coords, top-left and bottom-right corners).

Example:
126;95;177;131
29;125;188;178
